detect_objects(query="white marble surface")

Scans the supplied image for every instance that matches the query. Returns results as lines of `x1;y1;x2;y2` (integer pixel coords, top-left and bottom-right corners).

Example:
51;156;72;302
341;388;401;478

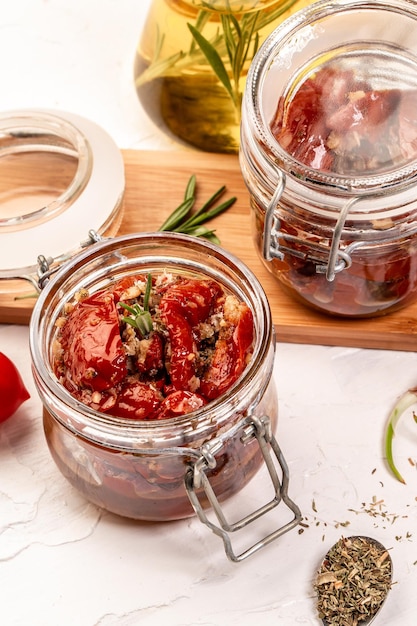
1;2;417;625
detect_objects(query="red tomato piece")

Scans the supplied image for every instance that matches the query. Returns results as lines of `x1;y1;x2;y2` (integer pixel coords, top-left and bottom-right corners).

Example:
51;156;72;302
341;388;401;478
60;290;127;392
271;80;334;170
271;64;404;172
156;390;206;419
158;277;222;326
327;89;401;135
136;331;164;375
159;278;222;391
107;380;162;420
160;309;196;392
105;275;144;302
200;299;254;400
0;352;30;423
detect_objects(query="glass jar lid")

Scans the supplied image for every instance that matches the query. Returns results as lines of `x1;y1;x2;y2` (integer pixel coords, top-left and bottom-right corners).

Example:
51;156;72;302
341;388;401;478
249;0;417;194
0;109;124;280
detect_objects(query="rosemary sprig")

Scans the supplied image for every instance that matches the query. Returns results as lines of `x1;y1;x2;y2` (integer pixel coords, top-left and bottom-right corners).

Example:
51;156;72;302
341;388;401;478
136;3;297;118
158;197;195;232
119;273;153;337
158;174;236;244
188;23;236;107
187;5;292;115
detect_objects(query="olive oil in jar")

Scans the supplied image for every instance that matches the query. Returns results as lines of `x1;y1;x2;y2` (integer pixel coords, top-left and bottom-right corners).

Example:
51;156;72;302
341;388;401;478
134;0;310;153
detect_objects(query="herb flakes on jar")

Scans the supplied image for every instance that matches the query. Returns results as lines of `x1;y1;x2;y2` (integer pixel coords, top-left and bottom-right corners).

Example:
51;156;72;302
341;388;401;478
314;536;393;626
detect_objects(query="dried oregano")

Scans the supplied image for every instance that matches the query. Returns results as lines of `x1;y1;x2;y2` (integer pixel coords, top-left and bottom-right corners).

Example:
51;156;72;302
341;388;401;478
315;536;392;625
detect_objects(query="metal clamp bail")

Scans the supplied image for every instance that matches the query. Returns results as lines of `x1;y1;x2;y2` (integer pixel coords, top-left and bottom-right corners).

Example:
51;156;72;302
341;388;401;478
317;197;360;281
184;414;302;562
263;170;286;262
37;229;103;290
263;179;362;281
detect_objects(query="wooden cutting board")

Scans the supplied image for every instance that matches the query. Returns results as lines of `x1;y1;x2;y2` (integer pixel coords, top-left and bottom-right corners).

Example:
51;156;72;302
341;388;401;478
2;148;417;351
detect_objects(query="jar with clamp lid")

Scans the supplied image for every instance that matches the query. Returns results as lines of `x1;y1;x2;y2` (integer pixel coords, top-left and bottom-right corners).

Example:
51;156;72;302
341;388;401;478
29;231;301;561
240;0;417;317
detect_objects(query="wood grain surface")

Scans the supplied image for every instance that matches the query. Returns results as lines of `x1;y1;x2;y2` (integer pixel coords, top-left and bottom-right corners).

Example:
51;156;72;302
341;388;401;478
2;148;417;351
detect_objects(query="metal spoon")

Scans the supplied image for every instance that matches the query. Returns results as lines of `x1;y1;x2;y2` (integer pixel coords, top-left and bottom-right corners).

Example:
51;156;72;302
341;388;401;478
316;535;393;626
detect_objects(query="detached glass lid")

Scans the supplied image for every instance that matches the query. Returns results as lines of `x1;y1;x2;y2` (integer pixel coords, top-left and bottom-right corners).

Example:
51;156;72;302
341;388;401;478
0;109;125;289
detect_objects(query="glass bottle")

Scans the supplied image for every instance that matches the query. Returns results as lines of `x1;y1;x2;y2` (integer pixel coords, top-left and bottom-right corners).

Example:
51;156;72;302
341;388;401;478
134;0;310;153
240;0;417;317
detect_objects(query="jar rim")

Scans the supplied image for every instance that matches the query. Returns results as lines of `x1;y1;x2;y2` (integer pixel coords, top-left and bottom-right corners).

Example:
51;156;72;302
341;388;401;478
246;0;417;193
29;231;275;450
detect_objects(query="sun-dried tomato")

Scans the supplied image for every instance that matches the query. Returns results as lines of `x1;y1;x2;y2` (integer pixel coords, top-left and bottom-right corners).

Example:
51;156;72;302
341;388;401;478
53;274;254;420
267;63;417;316
158;278;222;392
200;298;254;400
271;64;412;173
58;290;127;393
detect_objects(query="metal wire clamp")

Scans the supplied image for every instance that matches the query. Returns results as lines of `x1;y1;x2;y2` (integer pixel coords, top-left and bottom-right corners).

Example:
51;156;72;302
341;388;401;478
184;413;302;562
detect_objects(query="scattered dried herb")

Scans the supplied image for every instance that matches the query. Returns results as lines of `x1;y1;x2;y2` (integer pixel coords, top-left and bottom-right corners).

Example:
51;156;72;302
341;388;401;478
348;496;409;531
315;536;392;626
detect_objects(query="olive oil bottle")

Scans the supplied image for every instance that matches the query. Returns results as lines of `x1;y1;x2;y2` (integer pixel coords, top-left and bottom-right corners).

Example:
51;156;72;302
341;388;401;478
134;0;310;153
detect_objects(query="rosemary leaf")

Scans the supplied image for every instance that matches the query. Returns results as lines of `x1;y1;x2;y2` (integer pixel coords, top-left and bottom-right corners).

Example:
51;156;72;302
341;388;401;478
118;302;137;316
237;13;260;78
189;10;212;55
187;23;234;102
198;184;227;212
119;308;153;337
200;196;237;219
184;173;197;200
135;50;187;87
158;196;194;231
175;197;236;231
251;31;260;60
221;13;237;65
143;273;152;311
184;226;220;244
153;26;165;63
178;185;227;227
119;275;154;338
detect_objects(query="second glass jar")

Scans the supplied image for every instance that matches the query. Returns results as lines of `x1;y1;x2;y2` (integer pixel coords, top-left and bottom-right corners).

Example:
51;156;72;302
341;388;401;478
240;0;417;317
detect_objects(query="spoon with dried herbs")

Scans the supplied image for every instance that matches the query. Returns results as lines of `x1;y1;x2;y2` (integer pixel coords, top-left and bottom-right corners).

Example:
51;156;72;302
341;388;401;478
315;535;393;626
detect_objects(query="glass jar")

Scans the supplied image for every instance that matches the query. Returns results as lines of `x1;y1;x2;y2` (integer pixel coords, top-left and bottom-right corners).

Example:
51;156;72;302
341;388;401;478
29;232;301;561
134;0;311;154
240;0;417;317
0;109;125;317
